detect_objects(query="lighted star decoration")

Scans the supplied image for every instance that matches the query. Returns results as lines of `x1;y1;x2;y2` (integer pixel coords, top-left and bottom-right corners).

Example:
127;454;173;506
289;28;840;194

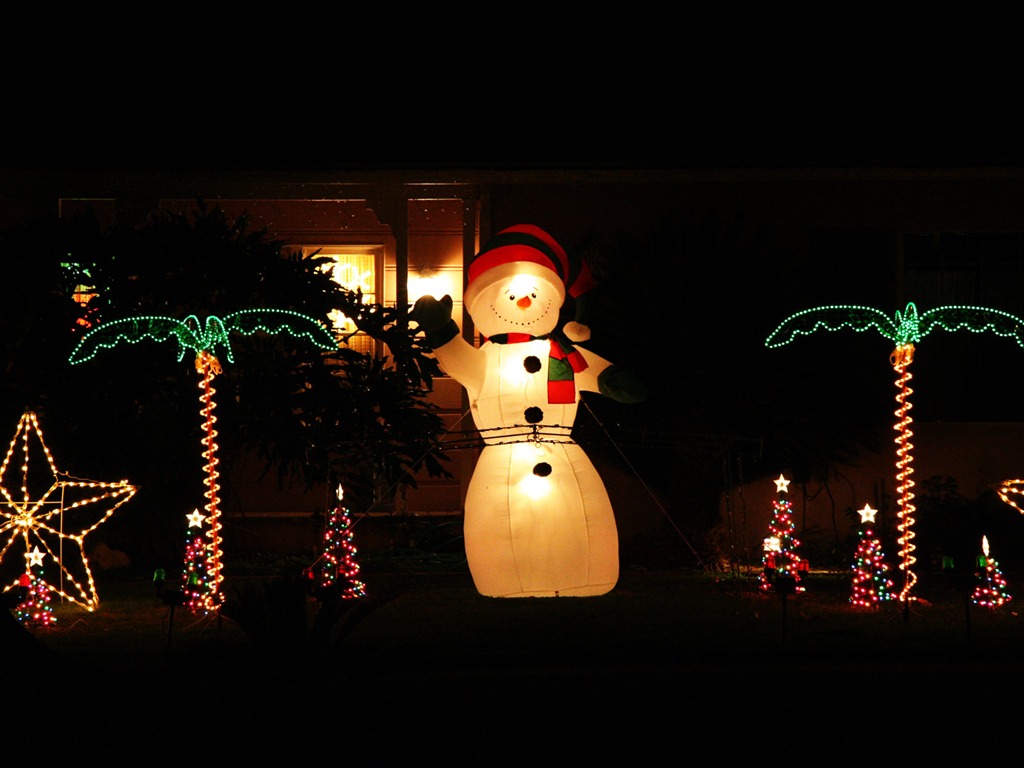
25;546;44;568
996;478;1024;516
858;503;878;524
0;411;137;611
186;508;206;528
774;474;791;493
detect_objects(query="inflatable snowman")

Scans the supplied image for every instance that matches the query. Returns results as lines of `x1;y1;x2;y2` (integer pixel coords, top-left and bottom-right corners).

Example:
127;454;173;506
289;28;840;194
412;224;647;597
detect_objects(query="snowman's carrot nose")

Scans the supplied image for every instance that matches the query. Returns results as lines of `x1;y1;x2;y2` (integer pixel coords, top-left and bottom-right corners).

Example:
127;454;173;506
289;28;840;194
517;296;532;309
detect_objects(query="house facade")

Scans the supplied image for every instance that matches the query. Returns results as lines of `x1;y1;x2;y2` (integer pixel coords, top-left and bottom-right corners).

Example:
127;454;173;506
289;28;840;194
4;163;1024;568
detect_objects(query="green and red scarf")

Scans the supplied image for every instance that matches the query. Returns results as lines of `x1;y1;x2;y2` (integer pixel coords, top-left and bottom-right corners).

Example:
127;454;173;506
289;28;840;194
488;333;587;404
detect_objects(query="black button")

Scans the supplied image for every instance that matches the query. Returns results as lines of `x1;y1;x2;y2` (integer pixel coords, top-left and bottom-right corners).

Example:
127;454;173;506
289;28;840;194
523;355;541;373
524;406;543;424
533;462;552;477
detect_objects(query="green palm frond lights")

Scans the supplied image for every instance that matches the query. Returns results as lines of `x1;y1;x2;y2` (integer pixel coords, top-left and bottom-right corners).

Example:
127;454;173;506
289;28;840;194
764;299;1024;611
69;308;339;365
766;302;1024;349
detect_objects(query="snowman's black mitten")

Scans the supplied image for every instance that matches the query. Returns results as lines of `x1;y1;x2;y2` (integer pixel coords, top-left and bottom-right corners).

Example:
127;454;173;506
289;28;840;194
411;294;459;349
597;365;649;403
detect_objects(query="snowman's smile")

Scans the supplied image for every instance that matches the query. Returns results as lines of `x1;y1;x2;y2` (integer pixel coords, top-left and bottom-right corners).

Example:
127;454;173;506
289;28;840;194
488;288;556;331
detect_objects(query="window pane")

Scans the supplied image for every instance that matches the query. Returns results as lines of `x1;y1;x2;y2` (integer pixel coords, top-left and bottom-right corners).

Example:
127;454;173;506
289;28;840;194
315;249;379;356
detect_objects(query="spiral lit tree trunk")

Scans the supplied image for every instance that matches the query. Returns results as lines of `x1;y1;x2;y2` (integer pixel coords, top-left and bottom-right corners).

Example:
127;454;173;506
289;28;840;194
891;343;917;611
186;351;225;614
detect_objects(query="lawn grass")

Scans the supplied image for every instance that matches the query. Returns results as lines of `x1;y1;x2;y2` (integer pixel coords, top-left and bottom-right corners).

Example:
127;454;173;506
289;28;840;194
24;559;1024;664
9;559;1024;761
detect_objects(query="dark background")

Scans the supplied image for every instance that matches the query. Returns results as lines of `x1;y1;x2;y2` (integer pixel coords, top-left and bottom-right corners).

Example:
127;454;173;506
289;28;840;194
3;7;1020;175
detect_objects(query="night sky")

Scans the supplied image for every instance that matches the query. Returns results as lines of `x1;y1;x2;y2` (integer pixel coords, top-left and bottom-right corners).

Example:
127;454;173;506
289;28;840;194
3;8;1020;175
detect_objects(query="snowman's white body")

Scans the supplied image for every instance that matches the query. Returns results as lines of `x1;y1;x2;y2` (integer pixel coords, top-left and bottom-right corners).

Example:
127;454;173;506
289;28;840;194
429;261;620;597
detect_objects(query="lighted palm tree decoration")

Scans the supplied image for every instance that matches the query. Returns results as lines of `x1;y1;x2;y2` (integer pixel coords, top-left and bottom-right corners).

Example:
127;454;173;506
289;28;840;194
766;301;1024;609
68;309;338;613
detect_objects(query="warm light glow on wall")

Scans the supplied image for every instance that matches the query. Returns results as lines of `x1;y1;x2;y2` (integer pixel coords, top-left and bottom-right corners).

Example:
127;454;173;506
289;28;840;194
409;270;454;304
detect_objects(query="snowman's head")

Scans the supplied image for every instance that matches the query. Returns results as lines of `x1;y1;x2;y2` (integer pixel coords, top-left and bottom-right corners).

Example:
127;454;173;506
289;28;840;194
465;261;565;338
464;224;594;340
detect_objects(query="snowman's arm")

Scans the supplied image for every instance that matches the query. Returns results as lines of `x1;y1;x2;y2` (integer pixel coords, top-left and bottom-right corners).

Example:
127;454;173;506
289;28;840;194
410;294;486;385
411;295;459;348
576;347;649;404
575;347;612;392
433;333;487;386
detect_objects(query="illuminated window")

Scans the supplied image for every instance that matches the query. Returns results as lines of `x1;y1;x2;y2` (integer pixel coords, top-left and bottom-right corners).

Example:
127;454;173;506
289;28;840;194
303;246;383;356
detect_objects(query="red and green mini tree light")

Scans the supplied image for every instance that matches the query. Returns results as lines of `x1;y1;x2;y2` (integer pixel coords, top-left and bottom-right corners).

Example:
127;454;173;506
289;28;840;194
972;535;1012;609
180;508;213;612
849;503;895;608
759;474;807;593
767;302;1024;609
305;485;366;601
15;548;56;627
69;309;338;614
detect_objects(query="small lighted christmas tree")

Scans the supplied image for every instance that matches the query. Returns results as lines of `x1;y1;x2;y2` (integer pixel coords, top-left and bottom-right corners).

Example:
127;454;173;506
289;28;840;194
849;503;895;607
180;508;218;614
759;474;807;593
307;485;366;601
15;547;56;627
972;535;1012;609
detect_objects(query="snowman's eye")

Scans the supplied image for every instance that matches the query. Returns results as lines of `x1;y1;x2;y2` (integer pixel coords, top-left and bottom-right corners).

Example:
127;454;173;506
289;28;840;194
507;294;516;301
530;291;537;299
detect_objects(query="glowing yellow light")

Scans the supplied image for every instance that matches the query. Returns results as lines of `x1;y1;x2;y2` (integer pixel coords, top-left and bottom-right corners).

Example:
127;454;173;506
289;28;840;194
193;351;224;615
500;353;531;388
774;474;790;493
323;261;373;294
327;308;358;335
858;503;877;523
25;546;44;568
0;411;137;611
996;478;1024;515
506;274;540;298
519;473;551;500
891;343;917;602
409;272;452;304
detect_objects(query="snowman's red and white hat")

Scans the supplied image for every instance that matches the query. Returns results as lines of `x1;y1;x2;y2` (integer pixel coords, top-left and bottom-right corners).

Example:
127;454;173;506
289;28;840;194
465;224;596;339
